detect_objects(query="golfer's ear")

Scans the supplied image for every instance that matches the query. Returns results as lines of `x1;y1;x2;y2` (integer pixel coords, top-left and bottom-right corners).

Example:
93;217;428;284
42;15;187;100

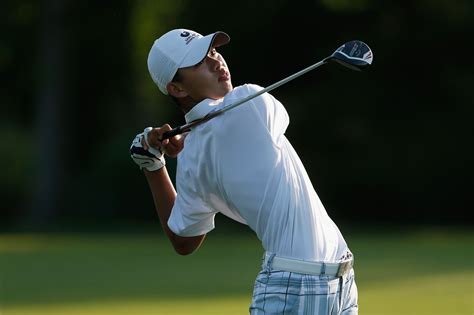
166;82;188;98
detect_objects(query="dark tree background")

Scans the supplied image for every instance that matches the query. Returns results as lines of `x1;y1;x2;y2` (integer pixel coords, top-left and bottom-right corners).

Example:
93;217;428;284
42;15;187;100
1;0;472;230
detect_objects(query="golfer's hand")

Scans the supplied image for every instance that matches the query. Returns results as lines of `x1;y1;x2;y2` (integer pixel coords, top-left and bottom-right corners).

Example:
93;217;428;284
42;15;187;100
145;124;185;158
130;127;166;172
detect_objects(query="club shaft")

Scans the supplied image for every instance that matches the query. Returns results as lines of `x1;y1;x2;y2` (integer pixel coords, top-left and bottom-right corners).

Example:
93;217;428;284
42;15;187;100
162;58;329;140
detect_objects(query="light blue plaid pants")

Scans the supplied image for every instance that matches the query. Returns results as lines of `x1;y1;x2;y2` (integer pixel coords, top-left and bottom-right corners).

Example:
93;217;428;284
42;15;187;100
249;255;358;314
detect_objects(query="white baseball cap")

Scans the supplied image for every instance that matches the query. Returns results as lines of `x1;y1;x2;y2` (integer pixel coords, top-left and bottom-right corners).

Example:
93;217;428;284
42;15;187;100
147;29;230;95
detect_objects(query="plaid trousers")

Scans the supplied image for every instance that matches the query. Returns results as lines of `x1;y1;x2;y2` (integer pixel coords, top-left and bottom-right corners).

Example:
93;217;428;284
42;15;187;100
249;256;358;314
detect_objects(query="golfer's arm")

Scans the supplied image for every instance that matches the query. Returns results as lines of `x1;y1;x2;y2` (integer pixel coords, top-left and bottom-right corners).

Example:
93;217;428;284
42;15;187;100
144;167;205;255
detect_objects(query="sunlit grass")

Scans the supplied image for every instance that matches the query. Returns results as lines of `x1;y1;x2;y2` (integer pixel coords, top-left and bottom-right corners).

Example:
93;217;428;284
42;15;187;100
361;272;474;315
1;296;252;315
1;227;472;315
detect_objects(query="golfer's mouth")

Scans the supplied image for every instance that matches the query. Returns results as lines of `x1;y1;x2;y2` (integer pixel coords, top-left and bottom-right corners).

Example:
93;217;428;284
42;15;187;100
218;71;230;82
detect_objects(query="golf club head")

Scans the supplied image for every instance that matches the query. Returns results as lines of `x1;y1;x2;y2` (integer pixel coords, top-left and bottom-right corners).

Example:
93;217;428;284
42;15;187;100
328;40;373;71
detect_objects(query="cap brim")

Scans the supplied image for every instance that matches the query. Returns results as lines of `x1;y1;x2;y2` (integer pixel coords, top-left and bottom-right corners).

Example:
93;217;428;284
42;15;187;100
179;31;230;68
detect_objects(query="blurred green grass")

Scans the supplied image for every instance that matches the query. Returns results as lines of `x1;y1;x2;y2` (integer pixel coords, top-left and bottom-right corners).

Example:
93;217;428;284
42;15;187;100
0;227;473;315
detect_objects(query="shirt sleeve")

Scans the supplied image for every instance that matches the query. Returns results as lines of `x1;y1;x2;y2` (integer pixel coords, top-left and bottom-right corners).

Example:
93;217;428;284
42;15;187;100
167;165;217;237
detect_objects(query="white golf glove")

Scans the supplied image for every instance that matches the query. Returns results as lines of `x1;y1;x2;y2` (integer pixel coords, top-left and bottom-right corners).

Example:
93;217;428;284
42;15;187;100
130;127;166;171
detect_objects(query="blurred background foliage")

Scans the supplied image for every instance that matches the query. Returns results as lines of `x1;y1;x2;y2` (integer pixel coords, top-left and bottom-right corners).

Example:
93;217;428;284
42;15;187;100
1;0;473;230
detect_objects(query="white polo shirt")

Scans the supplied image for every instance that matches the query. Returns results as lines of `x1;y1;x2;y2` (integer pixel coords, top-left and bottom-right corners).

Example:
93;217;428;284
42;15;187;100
168;84;349;262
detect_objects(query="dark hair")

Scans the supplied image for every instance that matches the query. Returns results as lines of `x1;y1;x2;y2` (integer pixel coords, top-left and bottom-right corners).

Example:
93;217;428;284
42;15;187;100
172;71;182;83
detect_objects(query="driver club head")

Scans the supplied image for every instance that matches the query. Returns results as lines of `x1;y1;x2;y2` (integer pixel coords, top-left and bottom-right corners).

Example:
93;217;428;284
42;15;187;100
328;40;373;71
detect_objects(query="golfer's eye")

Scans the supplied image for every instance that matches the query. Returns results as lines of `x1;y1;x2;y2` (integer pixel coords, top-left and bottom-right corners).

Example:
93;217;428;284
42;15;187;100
210;49;217;56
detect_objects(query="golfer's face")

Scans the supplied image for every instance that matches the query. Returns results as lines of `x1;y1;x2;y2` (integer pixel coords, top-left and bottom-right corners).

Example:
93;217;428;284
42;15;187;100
179;47;233;101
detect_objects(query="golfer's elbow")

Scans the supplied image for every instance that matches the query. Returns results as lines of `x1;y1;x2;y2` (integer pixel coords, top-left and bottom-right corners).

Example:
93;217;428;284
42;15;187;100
174;246;195;255
172;241;195;255
171;234;205;256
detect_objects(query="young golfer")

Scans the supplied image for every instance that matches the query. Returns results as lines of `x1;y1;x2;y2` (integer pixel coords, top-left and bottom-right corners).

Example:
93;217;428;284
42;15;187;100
130;29;358;314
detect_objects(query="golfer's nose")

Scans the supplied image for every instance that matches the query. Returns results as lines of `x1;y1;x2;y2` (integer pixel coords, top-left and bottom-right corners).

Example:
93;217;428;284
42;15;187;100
209;56;222;71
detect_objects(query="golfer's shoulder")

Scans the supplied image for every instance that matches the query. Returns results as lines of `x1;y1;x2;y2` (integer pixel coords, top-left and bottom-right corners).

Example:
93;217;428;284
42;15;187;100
230;84;275;107
228;84;264;98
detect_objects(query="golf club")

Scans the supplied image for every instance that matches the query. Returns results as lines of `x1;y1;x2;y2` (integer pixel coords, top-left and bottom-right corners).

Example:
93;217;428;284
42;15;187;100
161;40;373;140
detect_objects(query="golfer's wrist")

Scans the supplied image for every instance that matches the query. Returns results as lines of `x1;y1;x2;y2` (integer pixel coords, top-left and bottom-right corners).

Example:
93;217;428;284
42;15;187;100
144;166;166;175
147;154;166;171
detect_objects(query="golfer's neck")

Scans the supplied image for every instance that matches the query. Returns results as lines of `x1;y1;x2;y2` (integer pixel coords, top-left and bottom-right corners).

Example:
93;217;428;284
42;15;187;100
179;96;200;114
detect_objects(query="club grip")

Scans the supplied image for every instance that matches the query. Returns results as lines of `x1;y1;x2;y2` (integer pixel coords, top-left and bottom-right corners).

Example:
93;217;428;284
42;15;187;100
161;126;182;140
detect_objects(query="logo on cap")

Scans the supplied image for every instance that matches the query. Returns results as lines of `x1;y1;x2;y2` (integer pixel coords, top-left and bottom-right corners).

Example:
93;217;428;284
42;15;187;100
180;31;190;37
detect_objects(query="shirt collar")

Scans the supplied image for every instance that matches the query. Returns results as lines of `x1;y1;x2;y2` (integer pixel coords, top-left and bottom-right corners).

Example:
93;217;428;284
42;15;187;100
184;97;225;123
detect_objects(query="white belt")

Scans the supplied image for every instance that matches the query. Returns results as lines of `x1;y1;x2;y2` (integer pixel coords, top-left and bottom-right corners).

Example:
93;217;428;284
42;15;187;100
264;253;354;277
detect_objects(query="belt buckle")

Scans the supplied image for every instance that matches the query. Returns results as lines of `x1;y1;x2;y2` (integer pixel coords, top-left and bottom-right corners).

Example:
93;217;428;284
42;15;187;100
336;260;353;277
